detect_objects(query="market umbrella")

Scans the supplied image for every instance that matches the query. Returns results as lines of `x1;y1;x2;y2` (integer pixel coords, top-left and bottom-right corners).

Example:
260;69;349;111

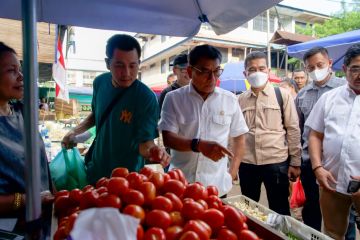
150;84;168;97
219;62;281;93
0;0;283;225
287;29;360;70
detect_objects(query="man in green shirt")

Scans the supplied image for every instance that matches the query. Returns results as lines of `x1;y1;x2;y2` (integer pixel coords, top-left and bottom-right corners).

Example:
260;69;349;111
62;34;170;184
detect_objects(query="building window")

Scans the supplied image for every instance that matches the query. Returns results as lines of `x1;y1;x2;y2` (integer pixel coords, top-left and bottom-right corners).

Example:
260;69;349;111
232;48;245;60
150;63;156;69
161;59;166;73
217;47;228;64
161;36;167;43
295;21;312;33
169;55;176;71
253;12;275;32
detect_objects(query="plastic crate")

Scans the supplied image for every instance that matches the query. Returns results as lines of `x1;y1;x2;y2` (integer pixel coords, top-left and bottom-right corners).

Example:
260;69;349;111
223;194;277;222
284;216;333;240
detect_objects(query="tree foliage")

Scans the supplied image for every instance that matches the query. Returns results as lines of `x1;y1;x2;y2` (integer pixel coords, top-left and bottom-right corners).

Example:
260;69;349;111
297;1;360;38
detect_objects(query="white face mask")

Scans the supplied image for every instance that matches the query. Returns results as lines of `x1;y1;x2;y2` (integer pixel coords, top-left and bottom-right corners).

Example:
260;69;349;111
247;72;268;88
309;67;329;82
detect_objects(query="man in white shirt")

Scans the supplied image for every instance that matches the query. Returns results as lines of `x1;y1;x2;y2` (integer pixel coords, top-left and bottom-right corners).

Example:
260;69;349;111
159;44;248;197
307;43;360;239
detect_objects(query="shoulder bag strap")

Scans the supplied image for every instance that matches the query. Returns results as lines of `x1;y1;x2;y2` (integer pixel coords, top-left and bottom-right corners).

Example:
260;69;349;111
274;86;284;127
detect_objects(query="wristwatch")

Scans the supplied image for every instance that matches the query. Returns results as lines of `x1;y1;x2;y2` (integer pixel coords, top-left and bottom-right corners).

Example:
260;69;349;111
191;138;201;152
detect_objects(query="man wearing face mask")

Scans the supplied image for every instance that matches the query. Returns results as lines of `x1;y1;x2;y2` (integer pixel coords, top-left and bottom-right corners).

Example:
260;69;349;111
238;51;301;215
295;46;346;231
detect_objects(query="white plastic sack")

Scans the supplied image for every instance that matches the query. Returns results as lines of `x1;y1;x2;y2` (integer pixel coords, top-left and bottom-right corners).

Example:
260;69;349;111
70;208;139;240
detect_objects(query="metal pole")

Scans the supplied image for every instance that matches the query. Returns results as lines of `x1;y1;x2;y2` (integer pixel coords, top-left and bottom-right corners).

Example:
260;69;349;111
22;0;42;225
267;9;271;69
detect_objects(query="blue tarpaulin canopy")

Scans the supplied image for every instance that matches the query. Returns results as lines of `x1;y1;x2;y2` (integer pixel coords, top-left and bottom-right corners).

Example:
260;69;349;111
219;62;248;93
287;29;360;70
1;0;281;37
0;0;282;225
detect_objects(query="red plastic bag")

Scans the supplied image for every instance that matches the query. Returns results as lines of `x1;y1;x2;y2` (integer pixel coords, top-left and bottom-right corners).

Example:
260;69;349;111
290;178;306;208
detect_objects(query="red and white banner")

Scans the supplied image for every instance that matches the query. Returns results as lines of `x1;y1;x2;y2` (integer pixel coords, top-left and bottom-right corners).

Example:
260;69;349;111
52;37;69;102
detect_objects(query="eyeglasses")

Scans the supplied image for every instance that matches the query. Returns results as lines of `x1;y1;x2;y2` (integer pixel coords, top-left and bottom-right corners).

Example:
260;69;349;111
348;66;360;77
191;65;223;78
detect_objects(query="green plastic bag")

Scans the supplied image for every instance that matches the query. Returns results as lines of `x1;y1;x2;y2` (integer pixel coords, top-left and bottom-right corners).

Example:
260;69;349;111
50;148;88;190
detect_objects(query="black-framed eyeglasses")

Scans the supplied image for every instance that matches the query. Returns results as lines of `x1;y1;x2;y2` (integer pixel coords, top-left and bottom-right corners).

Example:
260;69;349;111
191;65;223;78
348;66;360;76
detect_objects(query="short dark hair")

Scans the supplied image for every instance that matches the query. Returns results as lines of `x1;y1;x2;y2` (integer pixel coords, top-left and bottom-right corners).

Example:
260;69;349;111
343;43;360;67
106;34;141;59
189;44;222;66
303;46;329;63
167;73;176;80
0;42;16;57
244;51;267;69
293;68;305;73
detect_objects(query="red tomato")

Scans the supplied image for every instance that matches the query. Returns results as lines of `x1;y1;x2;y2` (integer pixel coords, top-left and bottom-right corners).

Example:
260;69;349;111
138;181;156;205
181;201;205;220
182;198;195;204
169;211;184;226
242;222;248;230
145;209;172;230
179;231;200;240
164;192;183;211
149;147;162;163
137;224;144;240
183;220;212;240
206;185;219;197
216;228;237;240
183;183;204;200
53;225;68;240
123;204;146;224
238;229;259;240
123;189;145;206
139;167;154;178
162;179;185;198
96;186;108;195
152;196;173;212
149;171;165;190
127;172;144;189
55;190;69;200
165;226;183;240
173;168;186;184
107;177;129;197
223;206;245;232
111;167;129;178
69;188;82;203
97;192;121;209
163;173;171;183
79;190;99;210
196;199;208;210
201;209;224;229
95;177;109;188
82;184;95;192
54;196;76;217
205;195;223;209
66;212;78;233
168;170;180;180
143;227;166;240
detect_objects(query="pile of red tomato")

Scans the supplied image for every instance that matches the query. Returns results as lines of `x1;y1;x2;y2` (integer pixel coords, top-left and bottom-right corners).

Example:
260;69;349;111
53;167;260;240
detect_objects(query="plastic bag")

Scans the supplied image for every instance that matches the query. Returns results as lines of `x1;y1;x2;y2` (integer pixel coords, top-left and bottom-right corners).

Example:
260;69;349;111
290;178;306;209
50;148;88;190
70;208;139;240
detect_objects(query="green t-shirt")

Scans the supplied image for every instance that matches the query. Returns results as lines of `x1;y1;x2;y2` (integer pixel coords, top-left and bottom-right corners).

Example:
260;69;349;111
87;72;159;184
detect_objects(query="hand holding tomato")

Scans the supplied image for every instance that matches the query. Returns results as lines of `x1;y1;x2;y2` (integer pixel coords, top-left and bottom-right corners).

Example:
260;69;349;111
149;146;171;167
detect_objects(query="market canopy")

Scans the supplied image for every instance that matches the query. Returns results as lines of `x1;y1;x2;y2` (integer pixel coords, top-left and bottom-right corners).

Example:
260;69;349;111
1;0;281;36
287;29;360;70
